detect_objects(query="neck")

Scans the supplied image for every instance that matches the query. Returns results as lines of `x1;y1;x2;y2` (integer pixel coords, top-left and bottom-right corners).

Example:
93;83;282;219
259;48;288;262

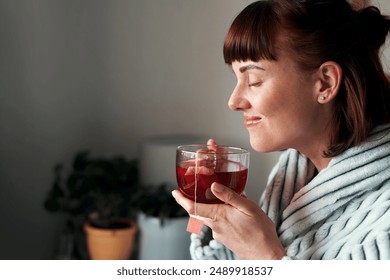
308;152;332;173
297;108;334;172
294;129;333;172
296;137;332;172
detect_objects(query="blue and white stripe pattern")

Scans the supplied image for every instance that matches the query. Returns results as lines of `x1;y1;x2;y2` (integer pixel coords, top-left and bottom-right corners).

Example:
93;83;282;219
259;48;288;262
189;125;390;260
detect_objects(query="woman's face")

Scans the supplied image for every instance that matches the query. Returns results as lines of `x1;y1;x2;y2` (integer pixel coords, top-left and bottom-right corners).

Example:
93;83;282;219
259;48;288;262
229;53;327;154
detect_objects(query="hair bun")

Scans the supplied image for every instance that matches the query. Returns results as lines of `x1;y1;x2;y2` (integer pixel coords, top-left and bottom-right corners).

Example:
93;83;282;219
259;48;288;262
358;6;390;51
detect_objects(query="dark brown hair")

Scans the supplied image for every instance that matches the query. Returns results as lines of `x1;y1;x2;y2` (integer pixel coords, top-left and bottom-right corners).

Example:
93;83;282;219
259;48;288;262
224;0;390;157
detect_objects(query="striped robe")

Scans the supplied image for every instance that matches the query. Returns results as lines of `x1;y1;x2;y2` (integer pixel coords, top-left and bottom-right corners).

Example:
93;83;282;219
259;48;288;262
190;125;390;260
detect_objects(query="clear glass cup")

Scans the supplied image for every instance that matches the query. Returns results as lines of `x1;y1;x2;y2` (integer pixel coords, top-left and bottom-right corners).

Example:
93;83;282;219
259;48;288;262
176;144;249;204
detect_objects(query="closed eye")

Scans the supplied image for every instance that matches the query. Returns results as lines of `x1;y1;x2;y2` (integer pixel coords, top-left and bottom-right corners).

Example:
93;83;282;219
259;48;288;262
248;81;262;87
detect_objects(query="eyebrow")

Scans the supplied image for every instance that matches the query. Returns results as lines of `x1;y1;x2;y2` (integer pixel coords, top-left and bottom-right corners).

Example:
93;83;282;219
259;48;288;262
239;64;265;73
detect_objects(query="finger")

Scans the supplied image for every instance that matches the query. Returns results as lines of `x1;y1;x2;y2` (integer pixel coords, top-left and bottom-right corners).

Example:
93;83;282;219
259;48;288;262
171;190;194;214
211;182;254;215
171;190;218;220
207;139;217;146
181;158;216;168
207;139;227;154
207;139;218;151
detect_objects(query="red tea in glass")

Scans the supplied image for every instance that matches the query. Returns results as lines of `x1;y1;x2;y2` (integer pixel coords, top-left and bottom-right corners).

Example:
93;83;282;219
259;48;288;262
176;145;249;204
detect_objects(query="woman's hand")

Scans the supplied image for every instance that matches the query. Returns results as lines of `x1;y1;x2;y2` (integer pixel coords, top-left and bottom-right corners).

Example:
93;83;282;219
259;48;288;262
172;182;286;260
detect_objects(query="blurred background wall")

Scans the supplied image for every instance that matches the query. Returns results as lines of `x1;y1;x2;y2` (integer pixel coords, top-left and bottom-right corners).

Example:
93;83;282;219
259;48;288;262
0;0;389;259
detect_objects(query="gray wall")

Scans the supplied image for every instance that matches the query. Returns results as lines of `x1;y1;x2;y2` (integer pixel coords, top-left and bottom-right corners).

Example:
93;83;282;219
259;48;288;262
0;0;389;259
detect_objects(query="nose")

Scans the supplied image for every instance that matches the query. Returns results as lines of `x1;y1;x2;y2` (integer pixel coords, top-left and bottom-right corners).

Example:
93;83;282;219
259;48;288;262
228;85;250;111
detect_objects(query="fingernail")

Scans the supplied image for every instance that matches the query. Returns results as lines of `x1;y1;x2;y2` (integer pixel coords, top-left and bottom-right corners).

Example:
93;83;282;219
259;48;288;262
212;182;224;193
171;190;177;198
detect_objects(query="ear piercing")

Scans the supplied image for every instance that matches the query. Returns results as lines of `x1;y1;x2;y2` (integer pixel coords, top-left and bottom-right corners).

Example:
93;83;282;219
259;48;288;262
319;95;327;101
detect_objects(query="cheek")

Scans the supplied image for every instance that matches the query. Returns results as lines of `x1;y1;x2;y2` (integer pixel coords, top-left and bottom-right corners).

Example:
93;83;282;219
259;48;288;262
251;86;288;117
263;82;314;120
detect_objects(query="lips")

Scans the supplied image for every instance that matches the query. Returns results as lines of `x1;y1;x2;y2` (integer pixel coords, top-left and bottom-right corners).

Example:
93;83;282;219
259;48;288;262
244;115;262;127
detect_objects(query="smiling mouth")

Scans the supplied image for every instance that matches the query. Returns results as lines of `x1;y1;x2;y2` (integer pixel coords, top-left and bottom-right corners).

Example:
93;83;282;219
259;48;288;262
244;117;262;127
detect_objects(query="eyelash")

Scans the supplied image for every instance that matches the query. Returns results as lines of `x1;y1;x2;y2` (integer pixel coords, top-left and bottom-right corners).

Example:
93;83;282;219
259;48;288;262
248;81;262;87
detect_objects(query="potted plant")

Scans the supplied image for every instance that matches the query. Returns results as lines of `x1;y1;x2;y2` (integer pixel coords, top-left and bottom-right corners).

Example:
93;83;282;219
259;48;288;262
44;151;139;260
133;183;190;259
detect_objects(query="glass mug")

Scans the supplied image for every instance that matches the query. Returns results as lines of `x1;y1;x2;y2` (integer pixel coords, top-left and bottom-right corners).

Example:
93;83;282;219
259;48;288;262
176;144;249;204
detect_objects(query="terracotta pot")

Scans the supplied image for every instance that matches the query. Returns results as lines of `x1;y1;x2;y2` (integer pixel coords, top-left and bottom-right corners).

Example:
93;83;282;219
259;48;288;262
84;218;138;260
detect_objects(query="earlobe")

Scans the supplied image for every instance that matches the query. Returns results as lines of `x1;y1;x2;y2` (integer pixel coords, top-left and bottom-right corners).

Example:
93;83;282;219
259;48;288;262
317;61;342;103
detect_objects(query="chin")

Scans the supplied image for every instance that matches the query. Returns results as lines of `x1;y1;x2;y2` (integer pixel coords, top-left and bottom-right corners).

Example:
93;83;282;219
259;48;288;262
249;135;281;153
249;137;270;153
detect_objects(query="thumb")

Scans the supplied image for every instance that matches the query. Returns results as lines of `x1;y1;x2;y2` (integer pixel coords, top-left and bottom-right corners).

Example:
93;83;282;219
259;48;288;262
211;182;253;214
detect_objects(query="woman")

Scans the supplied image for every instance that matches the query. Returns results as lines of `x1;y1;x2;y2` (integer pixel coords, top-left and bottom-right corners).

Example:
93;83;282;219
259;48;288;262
172;0;390;260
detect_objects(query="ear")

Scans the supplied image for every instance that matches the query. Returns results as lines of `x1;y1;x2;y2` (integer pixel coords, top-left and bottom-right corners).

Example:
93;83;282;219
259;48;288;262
316;61;342;104
350;0;368;10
